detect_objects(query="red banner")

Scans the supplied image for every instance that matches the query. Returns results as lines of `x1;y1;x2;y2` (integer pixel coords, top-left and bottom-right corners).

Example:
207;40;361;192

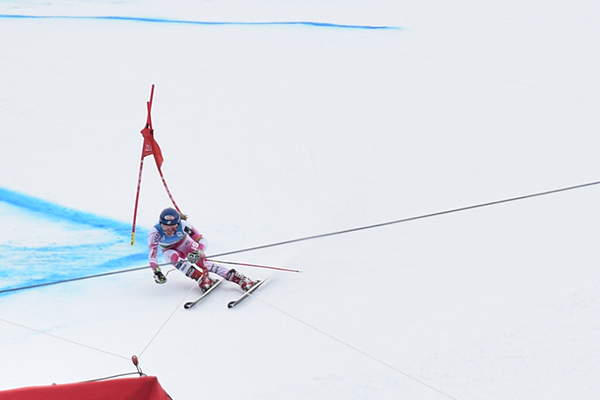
0;376;171;400
140;84;164;168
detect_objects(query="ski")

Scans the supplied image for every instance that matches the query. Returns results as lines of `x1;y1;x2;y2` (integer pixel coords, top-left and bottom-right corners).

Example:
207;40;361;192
183;278;223;309
227;278;268;309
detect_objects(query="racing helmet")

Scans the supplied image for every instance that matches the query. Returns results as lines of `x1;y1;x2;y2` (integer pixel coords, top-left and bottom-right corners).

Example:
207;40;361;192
159;207;180;225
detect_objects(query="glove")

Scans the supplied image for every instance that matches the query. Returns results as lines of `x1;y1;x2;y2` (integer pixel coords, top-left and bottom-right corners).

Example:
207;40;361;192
187;249;204;265
153;267;167;284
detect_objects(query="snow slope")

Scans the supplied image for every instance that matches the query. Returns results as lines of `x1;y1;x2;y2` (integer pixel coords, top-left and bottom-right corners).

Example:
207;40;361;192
1;1;600;399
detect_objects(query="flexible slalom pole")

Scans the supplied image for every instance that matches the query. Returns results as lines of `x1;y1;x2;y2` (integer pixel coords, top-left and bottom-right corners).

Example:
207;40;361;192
145;84;181;214
130;156;145;245
131;84;183;242
131;85;155;245
156;165;182;213
207;258;302;273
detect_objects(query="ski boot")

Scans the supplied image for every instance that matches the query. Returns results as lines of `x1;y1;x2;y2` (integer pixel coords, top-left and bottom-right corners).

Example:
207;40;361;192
191;264;216;293
153;268;167;284
178;259;215;292
226;269;256;292
198;274;217;293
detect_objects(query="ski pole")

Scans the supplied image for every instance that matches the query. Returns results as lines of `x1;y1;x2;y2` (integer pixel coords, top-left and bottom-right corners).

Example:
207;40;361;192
206;259;302;273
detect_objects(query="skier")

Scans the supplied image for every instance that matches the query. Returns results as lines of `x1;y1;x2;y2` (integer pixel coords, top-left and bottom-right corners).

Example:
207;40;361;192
148;207;255;292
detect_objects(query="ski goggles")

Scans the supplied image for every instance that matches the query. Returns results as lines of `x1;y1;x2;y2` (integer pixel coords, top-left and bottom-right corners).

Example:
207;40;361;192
160;223;179;230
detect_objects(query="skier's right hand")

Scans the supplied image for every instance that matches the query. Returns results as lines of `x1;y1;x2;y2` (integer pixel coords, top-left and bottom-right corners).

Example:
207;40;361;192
153;267;167;284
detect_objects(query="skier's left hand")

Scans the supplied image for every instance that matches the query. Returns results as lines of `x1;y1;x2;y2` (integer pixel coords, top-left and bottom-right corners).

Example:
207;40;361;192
187;249;204;264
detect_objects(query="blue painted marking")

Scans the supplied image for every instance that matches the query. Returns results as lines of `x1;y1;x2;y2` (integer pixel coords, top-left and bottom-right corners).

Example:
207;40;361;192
0;14;402;30
0;187;148;295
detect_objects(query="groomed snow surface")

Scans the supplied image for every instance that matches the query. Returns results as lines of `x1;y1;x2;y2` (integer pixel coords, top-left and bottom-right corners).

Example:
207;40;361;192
1;1;600;399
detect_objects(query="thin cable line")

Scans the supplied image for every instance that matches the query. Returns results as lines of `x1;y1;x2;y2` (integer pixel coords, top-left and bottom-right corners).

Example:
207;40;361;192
0;317;129;361
211;179;600;257
2;180;599;294
80;372;143;383
0;266;149;294
137;284;197;358
247;290;459;400
3;180;597;398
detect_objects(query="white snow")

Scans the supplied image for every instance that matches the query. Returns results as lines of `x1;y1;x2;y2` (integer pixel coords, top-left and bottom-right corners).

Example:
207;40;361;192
1;1;600;399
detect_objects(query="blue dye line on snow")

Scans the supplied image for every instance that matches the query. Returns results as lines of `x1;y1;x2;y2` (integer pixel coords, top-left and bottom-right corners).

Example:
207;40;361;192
0;187;130;233
0;14;402;30
0;187;148;295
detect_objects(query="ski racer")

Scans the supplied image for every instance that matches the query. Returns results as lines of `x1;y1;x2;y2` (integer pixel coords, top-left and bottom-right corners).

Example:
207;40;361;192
148;207;255;292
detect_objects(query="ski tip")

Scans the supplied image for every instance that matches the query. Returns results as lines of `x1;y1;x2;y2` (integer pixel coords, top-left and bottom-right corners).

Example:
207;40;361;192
183;302;193;309
227;302;235;309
